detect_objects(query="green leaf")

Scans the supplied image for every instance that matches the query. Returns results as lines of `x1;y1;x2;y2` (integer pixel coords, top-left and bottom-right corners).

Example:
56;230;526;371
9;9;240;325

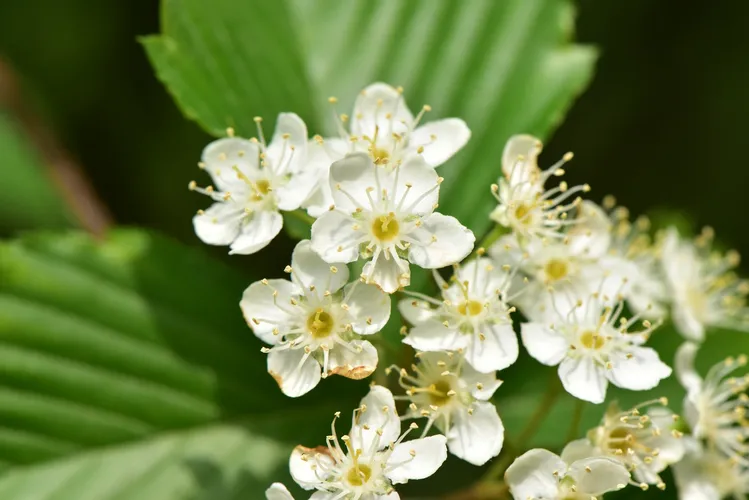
144;0;596;239
0;229;362;499
0;112;73;233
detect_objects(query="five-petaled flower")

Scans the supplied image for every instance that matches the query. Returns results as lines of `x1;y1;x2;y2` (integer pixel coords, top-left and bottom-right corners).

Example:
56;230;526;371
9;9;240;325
190;114;318;254
389;351;504;466
303;82;471;217
310;152;475;293
241;239;390;397
290;385;448;500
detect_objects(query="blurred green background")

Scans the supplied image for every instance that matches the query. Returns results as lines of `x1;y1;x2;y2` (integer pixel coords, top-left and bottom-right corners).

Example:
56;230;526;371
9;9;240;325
1;1;748;498
1;0;748;255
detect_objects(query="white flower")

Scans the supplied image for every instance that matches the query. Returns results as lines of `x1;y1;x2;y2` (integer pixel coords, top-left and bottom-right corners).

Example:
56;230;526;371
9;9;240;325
190;114;318;254
673;438;749;500
399;257;519;372
661;227;749;341
490;201;638;323
303;83;471;217
310;152;475;293
290;385;448;500
390;351;503;466
489;135;588;241
604;196;668;319
520;290;671;403
563;400;684;489
676;341;749;464
266;483;294;500
240;240;390;397
505;447;629;500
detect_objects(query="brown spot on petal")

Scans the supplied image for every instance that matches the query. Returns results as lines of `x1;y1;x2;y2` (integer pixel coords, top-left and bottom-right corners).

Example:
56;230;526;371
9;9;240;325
269;370;283;387
294;444;333;458
327;364;375;380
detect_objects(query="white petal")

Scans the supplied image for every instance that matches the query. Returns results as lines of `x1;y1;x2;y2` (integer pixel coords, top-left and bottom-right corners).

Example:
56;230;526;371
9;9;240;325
408;213;475;269
229;210;283;255
566;201;612;258
328;152;379;213
266;483;294;500
446;402;503;466
362;250;410;294
501;135;542;189
646;408;685;466
374;492;400;500
240;279;299;344
276;169;320;211
309;492;336;500
266;113;308;175
391;155;440;215
606;346;672;391
461;363;502;400
675;341;703;394
386;435;447;484
302;138;349;217
505;449;565;500
291;239;349;293
560;438;597;465
673;303;706;341
267;349;321;397
326;339;378;381
567;457;630;495
456;258;508;299
202;137;261;191
290;445;334;490
410;119;470;167
356;385;401;447
559;356;607;404
351;83;413;138
310;210;362;263
397;299;436;325
344;282;391;334
520;323;568;366
193;202;243;246
466;323;518;373
403;320;469;353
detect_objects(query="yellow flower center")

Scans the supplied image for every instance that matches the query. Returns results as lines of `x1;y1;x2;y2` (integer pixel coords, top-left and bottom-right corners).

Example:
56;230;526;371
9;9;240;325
544;258;569;282
250;179;271;201
457;300;484;316
606;426;635;455
371;147;390;165
428;379;453;407
371;213;400;242
347;464;372;486
306;309;334;339
580;330;606;349
514;203;532;224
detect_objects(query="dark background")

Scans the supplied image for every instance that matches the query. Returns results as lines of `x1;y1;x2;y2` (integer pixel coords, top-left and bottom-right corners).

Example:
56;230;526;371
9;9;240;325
1;0;747;261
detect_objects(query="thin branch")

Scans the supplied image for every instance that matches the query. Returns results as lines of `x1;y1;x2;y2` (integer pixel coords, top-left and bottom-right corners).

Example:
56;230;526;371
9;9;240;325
0;57;113;236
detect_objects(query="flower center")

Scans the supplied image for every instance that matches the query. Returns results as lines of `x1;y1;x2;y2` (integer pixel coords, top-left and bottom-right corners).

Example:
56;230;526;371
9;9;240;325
371;147;390;165
371;213;400;242
428;379;453;407
306;309;334;339
544;258;569;282
514;203;532;224
457;300;484;317
346;464;372;486
250;179;271;201
580;330;606;349
606;426;635;455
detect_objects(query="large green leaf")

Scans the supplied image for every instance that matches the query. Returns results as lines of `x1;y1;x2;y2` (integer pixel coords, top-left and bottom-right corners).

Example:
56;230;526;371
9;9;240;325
0;113;73;233
143;0;596;240
0;229;362;499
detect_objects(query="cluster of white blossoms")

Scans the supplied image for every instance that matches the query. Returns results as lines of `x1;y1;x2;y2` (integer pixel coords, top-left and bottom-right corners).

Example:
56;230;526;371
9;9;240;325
185;83;749;499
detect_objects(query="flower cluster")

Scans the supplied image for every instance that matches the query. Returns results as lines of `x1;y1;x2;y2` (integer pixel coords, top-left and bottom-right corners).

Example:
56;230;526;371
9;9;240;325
184;82;749;499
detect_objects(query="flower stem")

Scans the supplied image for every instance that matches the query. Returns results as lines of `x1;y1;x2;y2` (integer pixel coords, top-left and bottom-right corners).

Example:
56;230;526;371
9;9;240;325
286;209;316;226
566;398;586;443
481;373;563;482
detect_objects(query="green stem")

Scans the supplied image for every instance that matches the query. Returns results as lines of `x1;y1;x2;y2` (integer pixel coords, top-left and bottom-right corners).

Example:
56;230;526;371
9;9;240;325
286;209;316;226
475;224;510;253
481;374;563;482
566;398;586;443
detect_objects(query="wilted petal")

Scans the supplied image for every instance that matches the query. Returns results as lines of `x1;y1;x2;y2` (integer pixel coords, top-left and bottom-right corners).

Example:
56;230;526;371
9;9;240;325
290;445;334;490
326;339;378;381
